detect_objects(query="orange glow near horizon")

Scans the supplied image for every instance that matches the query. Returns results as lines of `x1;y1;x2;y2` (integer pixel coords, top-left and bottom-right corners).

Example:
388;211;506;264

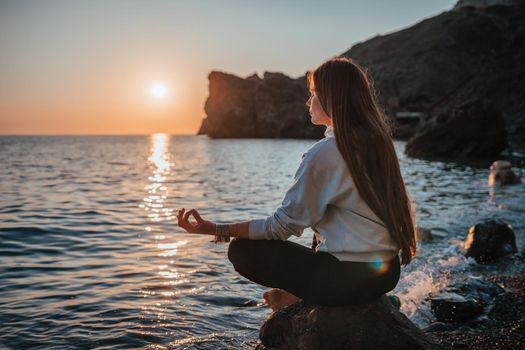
0;71;201;135
0;1;455;135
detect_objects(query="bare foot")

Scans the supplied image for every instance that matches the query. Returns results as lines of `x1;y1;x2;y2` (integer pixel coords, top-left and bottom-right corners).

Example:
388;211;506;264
262;288;302;312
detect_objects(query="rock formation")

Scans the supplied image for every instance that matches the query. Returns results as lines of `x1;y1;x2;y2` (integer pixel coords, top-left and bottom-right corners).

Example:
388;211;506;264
198;0;525;155
404;99;507;157
463;220;518;263
342;0;525;152
429;276;504;323
255;296;441;350
430;292;484;322
198;71;324;139
488;160;523;186
417;227;434;243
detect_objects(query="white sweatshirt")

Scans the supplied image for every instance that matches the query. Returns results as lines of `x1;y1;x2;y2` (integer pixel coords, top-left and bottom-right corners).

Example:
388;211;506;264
248;125;400;262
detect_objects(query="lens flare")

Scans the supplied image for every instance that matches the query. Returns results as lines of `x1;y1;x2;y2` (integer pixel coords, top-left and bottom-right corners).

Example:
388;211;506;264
368;257;389;275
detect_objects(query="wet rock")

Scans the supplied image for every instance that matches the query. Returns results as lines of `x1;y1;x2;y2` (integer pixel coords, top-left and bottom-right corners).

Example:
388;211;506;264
405;99;507;158
447;276;504;305
450;341;469;349
467;314;496;328
243;299;258;307
430;292;484;322
417;227;434;243
423;322;453;333
429;277;505;323
255;295;441;350
488;160;522;186
388;294;402;310
463;220;518;263
428;274;525;350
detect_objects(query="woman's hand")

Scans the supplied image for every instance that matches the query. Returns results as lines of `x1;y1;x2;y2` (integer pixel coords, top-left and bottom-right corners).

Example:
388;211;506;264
177;208;217;236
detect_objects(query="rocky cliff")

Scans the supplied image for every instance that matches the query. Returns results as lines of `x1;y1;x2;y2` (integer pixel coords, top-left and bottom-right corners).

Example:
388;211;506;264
198;71;324;139
343;0;525;154
198;0;525;154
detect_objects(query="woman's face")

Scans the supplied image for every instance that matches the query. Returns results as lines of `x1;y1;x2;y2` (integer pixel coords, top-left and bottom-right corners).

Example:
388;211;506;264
307;91;332;127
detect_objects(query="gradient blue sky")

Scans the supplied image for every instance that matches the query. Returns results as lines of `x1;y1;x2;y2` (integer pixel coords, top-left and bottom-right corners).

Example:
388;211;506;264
0;0;456;135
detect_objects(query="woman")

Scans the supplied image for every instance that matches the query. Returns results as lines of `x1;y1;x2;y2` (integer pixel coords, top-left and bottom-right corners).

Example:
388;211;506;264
177;57;417;311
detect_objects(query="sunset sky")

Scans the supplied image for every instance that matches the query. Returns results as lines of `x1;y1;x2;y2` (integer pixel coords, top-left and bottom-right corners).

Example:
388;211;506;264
0;0;455;135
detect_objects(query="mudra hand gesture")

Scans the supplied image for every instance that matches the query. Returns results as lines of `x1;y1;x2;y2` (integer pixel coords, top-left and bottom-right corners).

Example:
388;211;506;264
177;208;217;236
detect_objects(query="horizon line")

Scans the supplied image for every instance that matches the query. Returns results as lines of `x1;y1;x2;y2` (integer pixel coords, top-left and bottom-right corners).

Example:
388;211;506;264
0;133;201;137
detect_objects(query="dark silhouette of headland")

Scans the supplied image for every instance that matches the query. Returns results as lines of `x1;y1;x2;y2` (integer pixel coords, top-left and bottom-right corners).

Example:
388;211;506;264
198;0;525;158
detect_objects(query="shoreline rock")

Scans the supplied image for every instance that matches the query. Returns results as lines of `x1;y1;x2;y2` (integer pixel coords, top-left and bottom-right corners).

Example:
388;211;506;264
463;220;518;264
255;295;442;350
488;160;523;186
428;274;525;350
431;292;484;322
428;277;504;323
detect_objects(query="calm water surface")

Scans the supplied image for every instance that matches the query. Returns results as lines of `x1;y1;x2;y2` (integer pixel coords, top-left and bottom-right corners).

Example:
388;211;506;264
1;135;524;349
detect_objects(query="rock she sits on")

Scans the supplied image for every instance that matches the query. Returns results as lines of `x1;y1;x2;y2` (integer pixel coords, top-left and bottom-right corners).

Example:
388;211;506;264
255;295;442;350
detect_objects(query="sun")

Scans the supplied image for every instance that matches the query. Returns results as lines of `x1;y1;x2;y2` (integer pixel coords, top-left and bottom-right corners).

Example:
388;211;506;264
149;82;168;99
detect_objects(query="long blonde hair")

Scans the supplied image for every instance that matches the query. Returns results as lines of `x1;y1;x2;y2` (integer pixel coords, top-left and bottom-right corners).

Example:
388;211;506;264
308;57;417;265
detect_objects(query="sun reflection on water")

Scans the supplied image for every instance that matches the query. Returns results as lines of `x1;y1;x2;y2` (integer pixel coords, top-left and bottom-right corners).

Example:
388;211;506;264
149;133;170;171
140;133;175;222
158;241;188;257
139;133;189;300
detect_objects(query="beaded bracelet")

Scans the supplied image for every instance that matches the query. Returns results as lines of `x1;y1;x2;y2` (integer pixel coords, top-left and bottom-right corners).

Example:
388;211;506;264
214;224;231;243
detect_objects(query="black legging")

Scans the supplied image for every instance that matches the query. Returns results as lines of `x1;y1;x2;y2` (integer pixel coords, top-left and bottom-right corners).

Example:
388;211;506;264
227;238;400;306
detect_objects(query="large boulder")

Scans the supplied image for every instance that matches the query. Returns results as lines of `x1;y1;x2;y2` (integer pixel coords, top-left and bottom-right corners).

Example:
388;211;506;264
463;220;518;263
488;160;523;186
255;296;441;350
404;98;507;157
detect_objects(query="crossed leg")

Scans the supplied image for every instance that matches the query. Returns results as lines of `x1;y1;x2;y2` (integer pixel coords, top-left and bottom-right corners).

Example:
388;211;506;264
227;238;339;310
227;237;401;310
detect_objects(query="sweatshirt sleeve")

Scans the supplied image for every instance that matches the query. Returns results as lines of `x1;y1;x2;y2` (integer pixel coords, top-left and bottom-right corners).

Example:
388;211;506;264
248;152;332;240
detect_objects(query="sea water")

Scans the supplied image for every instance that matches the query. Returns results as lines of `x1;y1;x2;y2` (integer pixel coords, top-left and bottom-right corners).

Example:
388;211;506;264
1;134;524;349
